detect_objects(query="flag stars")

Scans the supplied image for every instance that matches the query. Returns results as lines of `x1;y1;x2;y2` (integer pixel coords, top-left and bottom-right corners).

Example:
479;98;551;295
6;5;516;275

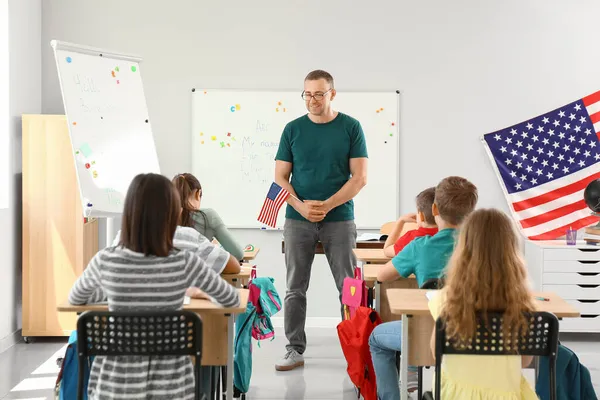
563;144;570;152
505;137;513;144
506;158;513;165
510;171;517;178
516;161;523;169
520;174;527;181
527;144;534;151
548;129;555;136
568;136;576;143
574;148;581;155
531;178;538;185
494;134;501;141
520;153;528;160
535;168;543;176
526;123;534;130
526;165;533;173
532;156;538;163
552;163;559;170
516;140;523;148
546;172;554;179
580;138;587;145
579;160;586;167
553;120;560;127
563;166;570;173
542;117;550;124
564;123;571;130
569;113;576;121
557;154;565;161
532;135;539;142
542;138;550;145
515;183;522;190
568;157;575;164
552;142;560;149
537;147;545;154
585;150;591;157
521;131;529;139
580;116;587;124
595;153;600;161
574;126;582;133
547;150;555;157
559;110;566;118
558;132;566;139
537;126;544;133
590;141;597;148
510;128;517;135
585;128;592;136
500;146;507;153
575;104;582;111
541;160;549;167
511;149;518;156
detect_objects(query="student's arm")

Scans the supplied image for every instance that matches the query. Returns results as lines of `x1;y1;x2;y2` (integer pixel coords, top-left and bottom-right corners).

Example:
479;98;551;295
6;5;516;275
222;255;241;274
383;214;417;257
207;210;244;261
377;241;417;282
68;253;107;305
176;227;239;274
186;253;240;308
430;325;436;360
522;355;534;368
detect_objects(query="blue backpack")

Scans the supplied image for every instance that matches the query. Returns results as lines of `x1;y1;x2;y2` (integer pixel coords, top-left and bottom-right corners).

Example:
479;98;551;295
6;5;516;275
56;331;93;399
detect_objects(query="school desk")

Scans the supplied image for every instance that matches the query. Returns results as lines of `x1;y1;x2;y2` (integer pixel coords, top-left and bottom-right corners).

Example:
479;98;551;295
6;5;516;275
243;246;260;261
386;288;581;400
221;264;253;287
57;288;249;400
362;265;418;321
281;240;386;254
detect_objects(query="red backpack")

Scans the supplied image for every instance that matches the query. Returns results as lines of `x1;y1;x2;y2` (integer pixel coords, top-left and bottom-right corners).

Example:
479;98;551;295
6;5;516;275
337;306;382;400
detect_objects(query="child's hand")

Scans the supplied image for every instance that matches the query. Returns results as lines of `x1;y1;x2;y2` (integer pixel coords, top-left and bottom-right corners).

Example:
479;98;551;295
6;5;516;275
186;287;210;300
399;213;417;223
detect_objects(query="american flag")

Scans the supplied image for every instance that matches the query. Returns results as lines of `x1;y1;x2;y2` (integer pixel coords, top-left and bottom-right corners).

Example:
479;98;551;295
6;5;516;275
257;182;290;228
482;90;600;240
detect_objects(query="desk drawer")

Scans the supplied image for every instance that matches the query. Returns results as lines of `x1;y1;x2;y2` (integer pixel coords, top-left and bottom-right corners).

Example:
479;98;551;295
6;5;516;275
543;284;600;300
544;248;600;261
543;272;600;285
565;300;600;315
560;315;600;332
544;260;600;273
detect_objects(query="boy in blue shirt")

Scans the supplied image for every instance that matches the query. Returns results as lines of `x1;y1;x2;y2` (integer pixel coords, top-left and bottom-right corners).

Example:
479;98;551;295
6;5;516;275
370;176;478;399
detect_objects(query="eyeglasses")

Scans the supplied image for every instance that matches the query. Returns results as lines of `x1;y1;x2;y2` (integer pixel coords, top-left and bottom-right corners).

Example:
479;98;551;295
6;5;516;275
301;89;332;101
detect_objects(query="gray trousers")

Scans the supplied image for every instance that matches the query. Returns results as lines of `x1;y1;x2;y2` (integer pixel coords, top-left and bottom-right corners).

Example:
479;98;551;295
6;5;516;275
283;218;357;354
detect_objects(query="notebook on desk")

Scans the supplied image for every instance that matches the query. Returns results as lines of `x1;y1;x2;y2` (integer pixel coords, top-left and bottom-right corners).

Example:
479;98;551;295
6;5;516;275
357;233;388;241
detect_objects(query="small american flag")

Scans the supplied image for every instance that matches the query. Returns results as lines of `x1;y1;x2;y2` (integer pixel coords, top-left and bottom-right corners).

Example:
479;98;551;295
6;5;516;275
482;90;600;240
257;182;290;228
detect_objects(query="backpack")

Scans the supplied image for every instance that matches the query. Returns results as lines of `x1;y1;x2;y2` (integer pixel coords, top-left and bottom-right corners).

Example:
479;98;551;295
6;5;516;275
337;306;382;400
55;331;93;400
234;277;281;393
341;267;368;320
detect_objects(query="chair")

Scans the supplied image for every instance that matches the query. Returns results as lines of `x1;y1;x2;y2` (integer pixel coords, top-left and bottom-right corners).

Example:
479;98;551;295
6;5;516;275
380;221;418;236
422;311;559;400
76;311;204;400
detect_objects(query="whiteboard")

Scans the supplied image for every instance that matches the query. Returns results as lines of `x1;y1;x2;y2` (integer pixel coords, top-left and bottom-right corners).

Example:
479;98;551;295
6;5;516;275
51;40;160;217
191;90;400;229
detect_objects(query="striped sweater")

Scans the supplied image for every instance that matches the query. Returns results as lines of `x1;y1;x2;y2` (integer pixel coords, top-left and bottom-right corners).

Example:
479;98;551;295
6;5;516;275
68;246;240;399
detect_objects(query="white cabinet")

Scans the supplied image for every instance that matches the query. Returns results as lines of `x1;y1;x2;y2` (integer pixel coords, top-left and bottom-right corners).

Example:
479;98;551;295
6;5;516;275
525;240;600;332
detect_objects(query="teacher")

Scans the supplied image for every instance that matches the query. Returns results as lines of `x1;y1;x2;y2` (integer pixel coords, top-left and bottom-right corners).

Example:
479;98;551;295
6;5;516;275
274;70;368;371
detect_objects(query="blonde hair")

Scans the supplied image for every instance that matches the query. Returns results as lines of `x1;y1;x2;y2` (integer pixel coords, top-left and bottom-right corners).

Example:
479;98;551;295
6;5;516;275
441;208;533;342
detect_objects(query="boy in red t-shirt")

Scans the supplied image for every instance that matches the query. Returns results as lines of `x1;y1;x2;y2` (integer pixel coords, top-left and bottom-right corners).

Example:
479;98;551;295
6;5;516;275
383;187;438;257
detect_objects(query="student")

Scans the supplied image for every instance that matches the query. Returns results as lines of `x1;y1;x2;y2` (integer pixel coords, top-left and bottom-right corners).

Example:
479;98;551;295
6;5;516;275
382;187;438;258
68;173;240;399
428;208;537;399
112;225;241;275
173;173;245;261
369;176;478;398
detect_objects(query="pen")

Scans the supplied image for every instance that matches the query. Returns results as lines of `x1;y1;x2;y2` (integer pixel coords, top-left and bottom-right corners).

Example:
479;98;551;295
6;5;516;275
535;296;550;302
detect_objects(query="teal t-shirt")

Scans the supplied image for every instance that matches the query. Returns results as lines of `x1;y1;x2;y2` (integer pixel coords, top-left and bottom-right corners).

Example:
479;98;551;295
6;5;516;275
275;112;368;222
391;228;457;287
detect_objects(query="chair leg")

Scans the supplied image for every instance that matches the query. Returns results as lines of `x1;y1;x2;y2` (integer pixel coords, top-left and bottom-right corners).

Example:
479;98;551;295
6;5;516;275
222;366;227;400
418;366;423;399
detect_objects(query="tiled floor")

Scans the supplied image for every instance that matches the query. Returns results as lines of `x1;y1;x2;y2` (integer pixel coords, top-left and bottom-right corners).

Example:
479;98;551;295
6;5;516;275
1;330;599;399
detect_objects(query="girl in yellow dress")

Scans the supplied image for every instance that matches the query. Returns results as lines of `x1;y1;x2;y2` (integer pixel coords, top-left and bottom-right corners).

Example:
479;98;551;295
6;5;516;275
428;208;538;399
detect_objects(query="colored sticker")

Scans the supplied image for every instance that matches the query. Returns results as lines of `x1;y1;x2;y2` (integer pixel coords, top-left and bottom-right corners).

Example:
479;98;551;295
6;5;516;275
235;104;241;110
92;171;98;178
276;108;279;112
211;136;217;141
227;143;230;147
232;137;236;141
72;122;77;126
91;161;96;165
201;140;204;144
66;57;72;63
116;80;120;84
391;122;395;126
389;133;393;137
283;108;287;112
115;66;120;72
230;106;235;112
200;132;204;136
227;132;231;137
203;91;207;94
111;71;116;78
75;150;80;155
278;101;282;106
87;203;93;207
85;163;90;169
220;142;225;148
131;66;137;72
79;143;93;158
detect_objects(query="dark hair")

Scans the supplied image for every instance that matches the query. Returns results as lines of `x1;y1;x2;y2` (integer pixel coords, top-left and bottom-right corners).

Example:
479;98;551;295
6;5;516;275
172;173;206;228
305;70;334;88
120;173;180;257
435;176;478;225
415;187;436;225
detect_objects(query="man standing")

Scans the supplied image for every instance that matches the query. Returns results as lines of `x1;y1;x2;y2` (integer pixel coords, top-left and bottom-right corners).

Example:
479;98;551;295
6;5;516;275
274;70;368;371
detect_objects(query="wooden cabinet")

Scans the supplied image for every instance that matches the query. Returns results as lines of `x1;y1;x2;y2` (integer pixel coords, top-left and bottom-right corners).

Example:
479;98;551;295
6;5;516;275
22;114;98;338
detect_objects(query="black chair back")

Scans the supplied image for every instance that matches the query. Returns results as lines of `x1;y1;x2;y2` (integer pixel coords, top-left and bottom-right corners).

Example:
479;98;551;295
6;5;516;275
76;310;203;400
420;277;445;290
433;311;558;400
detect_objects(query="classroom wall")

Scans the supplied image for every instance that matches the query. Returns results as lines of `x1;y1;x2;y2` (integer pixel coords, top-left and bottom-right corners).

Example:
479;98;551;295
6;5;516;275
41;0;600;323
0;0;41;351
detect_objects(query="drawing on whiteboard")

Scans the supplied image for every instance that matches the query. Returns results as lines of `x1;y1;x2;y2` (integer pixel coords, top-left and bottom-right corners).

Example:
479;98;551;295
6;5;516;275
256;120;269;133
105;188;122;206
74;74;100;93
275;101;287;113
